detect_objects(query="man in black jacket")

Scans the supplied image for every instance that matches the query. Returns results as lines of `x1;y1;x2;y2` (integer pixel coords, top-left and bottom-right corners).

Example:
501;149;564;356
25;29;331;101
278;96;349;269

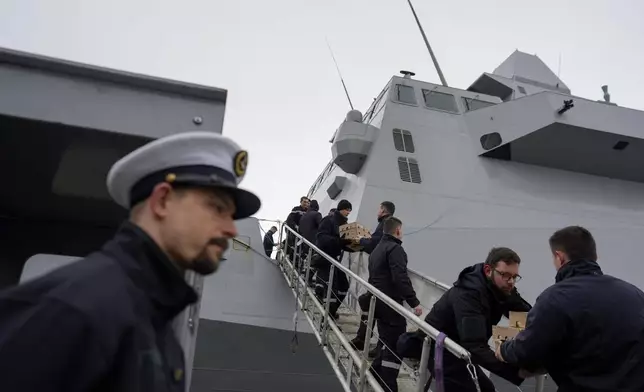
299;200;321;254
422;247;532;392
359;201;395;254
0;132;261;392
263;226;278;257
314;199;353;318
285;196;309;260
497;226;644;392
367;217;422;392
351;201;395;355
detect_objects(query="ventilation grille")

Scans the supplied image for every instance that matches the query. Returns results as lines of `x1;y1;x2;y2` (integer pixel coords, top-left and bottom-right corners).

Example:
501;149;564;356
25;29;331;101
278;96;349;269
397;157;421;183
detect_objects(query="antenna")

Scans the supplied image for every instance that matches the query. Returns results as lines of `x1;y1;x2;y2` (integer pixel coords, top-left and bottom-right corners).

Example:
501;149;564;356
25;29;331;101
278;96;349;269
405;0;448;87
557;52;562;79
325;37;354;110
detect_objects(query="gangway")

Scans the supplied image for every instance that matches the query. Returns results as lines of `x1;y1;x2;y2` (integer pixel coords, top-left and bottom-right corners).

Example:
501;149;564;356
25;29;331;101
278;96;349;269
273;223;547;392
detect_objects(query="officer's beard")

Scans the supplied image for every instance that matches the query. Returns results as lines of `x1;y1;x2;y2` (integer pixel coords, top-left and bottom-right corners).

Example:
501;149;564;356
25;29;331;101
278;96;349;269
192;238;229;275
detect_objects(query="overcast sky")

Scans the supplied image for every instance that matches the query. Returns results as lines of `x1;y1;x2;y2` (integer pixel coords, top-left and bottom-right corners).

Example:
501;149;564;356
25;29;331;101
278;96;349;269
2;0;643;225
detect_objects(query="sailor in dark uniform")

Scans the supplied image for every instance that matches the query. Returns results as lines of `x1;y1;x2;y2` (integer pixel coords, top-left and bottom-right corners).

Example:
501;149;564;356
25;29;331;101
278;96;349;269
0;131;261;392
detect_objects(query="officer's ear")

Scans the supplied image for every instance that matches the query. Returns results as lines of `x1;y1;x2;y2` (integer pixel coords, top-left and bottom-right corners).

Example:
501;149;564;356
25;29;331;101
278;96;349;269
147;182;176;218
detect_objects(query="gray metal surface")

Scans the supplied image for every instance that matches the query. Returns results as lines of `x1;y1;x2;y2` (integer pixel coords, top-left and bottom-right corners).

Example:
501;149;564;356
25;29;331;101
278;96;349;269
0;46;226;139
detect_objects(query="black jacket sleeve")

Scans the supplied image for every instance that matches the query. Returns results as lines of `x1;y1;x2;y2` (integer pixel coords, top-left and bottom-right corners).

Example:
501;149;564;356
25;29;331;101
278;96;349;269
316;217;341;256
388;246;420;308
453;288;524;385
0;297;109;391
503;291;532;318
501;289;567;371
359;220;384;254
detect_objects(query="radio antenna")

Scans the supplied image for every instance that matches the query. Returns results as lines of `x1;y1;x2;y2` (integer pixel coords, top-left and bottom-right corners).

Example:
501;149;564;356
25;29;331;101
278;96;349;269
326;37;355;110
405;0;448;87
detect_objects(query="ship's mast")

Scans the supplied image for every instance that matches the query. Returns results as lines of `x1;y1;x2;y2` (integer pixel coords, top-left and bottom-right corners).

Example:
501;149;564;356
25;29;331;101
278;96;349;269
406;0;448;87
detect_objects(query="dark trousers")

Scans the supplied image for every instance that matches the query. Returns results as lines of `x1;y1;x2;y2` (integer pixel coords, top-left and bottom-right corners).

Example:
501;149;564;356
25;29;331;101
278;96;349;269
314;265;349;316
264;248;272;257
353;293;383;350
424;350;495;392
371;312;406;392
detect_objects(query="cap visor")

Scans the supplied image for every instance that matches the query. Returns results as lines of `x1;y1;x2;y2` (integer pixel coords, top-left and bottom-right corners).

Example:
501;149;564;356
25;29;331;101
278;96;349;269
188;184;260;219
231;187;261;220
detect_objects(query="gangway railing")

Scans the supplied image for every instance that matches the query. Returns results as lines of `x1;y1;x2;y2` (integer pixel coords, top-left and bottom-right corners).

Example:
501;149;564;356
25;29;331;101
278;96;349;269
277;223;481;392
265;220;547;392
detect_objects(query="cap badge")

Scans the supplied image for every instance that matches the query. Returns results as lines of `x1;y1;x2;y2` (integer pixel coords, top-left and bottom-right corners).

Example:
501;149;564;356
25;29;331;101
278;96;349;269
234;150;248;177
165;173;177;183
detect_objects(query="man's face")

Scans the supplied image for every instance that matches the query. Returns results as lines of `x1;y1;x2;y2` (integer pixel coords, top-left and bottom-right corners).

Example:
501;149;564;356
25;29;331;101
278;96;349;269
154;185;238;275
484;261;521;295
340;208;351;217
377;205;386;218
301;198;310;210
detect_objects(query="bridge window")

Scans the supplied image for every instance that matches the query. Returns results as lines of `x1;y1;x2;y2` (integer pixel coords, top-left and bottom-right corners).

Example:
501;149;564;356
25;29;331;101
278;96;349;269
395;84;417;105
517;86;527;94
462;97;496;112
422;90;458;113
392;129;415;153
398;157;421;184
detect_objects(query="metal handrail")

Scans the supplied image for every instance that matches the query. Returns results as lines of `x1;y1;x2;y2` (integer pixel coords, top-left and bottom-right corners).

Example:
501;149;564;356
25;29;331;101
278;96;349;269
408;268;452;291
282;224;471;360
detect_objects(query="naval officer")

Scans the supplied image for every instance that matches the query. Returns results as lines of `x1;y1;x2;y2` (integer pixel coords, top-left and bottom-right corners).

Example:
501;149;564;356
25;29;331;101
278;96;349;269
0;132;261;392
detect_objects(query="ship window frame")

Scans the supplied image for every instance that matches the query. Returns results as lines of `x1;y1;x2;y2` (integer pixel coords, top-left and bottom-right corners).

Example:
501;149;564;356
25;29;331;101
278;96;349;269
462;97;496;112
392;129;415;153
397;157;421;184
393;84;418;106
421;89;459;113
517;85;527;94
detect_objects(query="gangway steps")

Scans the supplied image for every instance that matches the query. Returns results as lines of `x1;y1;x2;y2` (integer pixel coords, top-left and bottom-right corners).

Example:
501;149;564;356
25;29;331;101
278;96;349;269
281;257;426;392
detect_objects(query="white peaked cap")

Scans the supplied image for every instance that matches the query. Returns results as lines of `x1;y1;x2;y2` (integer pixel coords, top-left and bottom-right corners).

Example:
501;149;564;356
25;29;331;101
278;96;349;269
106;131;261;219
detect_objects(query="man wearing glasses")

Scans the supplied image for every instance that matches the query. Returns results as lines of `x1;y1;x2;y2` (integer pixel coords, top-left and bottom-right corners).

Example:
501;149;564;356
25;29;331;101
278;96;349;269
421;247;532;391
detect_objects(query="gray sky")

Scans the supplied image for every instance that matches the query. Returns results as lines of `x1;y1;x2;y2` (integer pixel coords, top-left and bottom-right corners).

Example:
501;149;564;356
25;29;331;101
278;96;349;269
2;0;643;224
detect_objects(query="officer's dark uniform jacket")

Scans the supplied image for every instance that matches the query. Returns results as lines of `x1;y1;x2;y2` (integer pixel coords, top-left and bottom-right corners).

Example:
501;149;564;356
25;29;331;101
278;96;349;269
368;234;420;317
315;210;351;261
501;259;644;392
424;263;531;385
359;213;391;254
0;222;197;392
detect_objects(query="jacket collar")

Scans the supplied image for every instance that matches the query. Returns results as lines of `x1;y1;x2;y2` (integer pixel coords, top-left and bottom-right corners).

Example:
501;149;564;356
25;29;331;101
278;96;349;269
555;259;603;283
382;233;402;245
377;213;392;223
333;210;348;225
103;222;198;323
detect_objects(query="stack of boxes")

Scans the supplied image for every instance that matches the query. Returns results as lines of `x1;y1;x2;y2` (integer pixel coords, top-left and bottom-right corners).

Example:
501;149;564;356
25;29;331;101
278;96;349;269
339;222;371;252
492;311;528;350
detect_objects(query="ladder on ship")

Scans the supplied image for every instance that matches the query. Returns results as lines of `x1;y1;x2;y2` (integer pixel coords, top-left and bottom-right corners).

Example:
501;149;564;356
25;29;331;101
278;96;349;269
273;223;547;392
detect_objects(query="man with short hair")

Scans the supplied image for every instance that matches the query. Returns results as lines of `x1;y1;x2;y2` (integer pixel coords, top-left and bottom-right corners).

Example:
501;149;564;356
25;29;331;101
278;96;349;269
421;247;532;391
367;217;422;392
359;201;395;254
298;200;322;266
263;226;278;257
0;132;261;391
285;196;309;260
497;226;644;391
351;201;396;355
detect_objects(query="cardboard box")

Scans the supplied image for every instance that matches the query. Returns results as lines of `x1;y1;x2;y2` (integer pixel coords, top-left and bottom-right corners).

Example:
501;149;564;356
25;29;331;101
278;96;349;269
492;311;527;350
339;222;371;251
339;222;371;241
